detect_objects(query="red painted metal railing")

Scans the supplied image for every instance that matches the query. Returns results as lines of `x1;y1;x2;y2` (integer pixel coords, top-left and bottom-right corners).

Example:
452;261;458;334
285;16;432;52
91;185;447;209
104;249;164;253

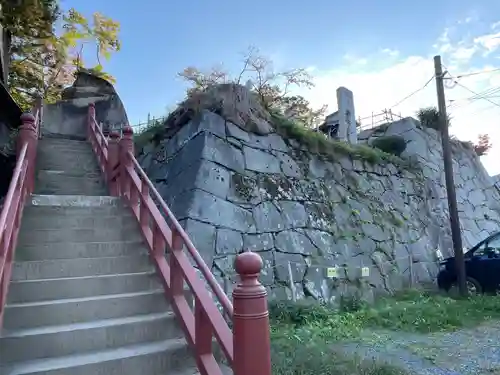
87;103;272;375
0;105;42;328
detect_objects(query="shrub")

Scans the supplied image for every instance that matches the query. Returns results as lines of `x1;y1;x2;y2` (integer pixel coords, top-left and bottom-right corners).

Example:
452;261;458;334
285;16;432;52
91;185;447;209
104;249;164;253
268;299;332;326
371;135;407;157
416;107;449;130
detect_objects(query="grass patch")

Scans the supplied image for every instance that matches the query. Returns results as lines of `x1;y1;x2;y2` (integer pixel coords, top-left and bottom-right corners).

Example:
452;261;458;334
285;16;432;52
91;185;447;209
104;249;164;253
269;299;405;375
269;290;500;374
270;112;412;169
360;289;500;333
271;328;407;375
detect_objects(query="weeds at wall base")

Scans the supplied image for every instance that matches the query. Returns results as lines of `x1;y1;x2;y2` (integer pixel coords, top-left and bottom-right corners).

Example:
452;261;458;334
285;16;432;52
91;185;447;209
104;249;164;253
269;290;500;375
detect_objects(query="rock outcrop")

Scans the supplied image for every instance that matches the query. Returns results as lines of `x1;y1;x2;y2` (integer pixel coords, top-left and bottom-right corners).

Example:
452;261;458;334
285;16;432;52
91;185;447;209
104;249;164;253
42;71;128;139
136;86;500;306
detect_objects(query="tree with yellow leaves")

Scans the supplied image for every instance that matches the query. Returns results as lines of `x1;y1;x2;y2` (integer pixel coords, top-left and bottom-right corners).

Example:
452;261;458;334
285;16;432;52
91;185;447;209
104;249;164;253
2;1;121;110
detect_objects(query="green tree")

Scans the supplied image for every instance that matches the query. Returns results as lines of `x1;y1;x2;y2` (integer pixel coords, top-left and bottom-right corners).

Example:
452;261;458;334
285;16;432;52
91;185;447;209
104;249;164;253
2;1;120;110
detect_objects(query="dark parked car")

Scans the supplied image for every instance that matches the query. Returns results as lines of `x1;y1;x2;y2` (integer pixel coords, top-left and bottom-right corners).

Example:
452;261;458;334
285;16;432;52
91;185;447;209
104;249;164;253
437;231;500;294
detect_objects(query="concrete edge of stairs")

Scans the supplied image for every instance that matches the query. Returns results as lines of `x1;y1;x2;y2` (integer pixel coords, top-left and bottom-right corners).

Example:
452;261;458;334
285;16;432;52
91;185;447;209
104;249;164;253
29;194;121;207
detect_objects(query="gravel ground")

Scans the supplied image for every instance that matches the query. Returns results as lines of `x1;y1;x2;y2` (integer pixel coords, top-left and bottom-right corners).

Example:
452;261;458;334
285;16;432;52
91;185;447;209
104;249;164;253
334;321;500;375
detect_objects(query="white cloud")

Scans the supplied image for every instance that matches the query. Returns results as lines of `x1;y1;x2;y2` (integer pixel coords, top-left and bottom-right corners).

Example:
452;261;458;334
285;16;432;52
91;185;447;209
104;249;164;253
343;54;368;66
296;21;500;176
381;48;399;57
450;46;478;61
474;32;500;55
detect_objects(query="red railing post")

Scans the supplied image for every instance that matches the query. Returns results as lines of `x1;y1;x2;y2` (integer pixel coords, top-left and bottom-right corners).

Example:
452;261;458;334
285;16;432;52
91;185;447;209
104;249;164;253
88;103;96;140
119;125;134;198
107;131;120;196
18;113;38;194
232;251;272;375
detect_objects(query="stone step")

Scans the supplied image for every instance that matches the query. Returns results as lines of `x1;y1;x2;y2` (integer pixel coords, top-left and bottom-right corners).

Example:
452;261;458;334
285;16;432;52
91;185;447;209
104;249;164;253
15;240;148;261
35;187;109;196
21;213;137;230
0;339;194;375
39;133;87;141
3;289;167;330
37;149;95;158
29;194;120;207
7;271;160;304
38;138;93;149
23;203;130;216
35;173;106;195
18;225;143;245
37;148;98;160
11;254;153;281
0;312;182;364
36;161;102;174
37;170;102;179
37;144;95;154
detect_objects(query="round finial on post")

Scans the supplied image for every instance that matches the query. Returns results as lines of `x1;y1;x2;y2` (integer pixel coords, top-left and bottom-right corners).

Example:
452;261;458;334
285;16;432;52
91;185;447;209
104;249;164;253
109;131;120;141
232;251;271;375
122;125;134;137
235;251;263;278
20;113;35;128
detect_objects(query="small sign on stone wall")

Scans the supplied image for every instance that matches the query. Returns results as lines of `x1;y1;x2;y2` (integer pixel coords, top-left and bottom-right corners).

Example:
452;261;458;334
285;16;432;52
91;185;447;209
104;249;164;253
326;267;339;278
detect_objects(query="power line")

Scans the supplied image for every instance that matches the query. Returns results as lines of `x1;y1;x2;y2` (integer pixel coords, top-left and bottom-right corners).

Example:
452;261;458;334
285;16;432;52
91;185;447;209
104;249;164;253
357;74;435;123
447;86;500;110
390;75;435;108
453;81;500;108
443;67;500;109
455;67;500;79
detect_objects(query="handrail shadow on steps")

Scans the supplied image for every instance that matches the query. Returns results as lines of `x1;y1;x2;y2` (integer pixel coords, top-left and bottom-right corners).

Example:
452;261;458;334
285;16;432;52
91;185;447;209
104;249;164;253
87;103;272;375
0;101;42;328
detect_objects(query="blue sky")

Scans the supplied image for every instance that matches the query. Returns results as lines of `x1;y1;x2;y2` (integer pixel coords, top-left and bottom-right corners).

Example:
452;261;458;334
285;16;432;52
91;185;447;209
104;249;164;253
61;0;499;122
61;0;500;173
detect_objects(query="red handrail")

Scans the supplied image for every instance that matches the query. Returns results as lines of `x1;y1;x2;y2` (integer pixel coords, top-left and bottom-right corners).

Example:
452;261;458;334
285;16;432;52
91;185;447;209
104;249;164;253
0;104;42;328
87;104;109;179
87;104;272;375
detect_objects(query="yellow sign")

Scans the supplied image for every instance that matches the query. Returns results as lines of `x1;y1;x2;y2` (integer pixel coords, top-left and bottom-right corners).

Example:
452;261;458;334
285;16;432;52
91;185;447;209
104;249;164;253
361;267;370;277
326;267;338;278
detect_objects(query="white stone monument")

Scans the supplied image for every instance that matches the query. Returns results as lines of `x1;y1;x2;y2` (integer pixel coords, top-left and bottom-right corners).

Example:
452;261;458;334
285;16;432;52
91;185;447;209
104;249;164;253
336;87;357;144
317;87;357;144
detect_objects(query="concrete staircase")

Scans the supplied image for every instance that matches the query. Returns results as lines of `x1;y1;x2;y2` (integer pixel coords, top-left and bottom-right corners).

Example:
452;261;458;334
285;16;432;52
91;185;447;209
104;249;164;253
0;136;200;375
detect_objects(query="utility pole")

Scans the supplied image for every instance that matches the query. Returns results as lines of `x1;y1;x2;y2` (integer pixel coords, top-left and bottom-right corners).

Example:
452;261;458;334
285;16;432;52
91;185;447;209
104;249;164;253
434;55;467;297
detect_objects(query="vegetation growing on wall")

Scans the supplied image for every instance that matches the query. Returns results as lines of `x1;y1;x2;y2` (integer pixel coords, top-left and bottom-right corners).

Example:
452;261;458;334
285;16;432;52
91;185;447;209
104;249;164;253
178;46;328;129
371;136;407;157
133;120;165;150
270;111;413;168
416;107;445;130
2;1;121;109
416;107;492;157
